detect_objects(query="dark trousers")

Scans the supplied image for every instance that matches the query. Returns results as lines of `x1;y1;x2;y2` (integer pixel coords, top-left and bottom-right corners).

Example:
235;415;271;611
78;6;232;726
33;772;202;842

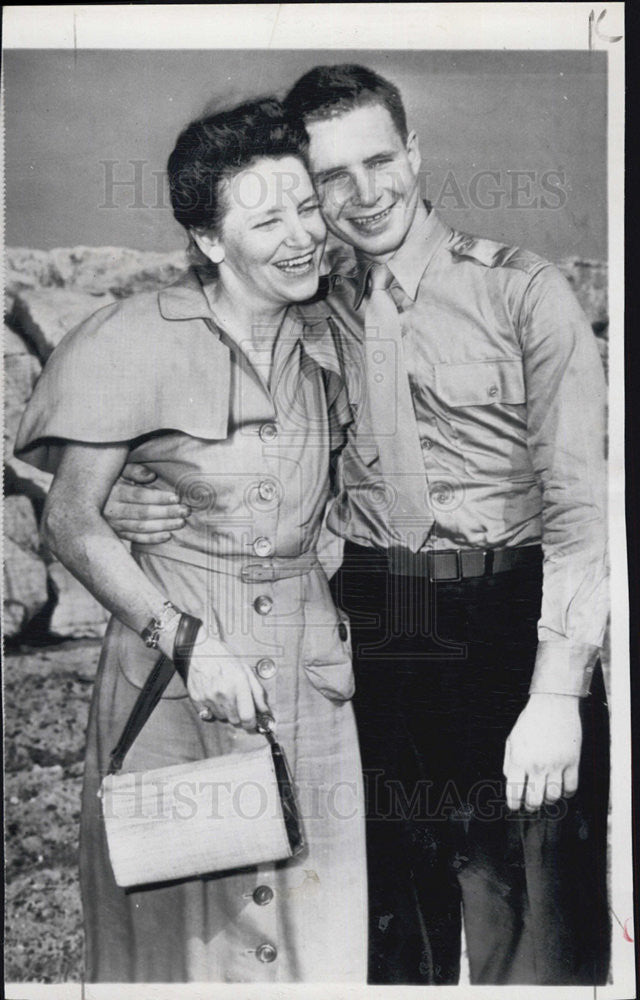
331;542;610;985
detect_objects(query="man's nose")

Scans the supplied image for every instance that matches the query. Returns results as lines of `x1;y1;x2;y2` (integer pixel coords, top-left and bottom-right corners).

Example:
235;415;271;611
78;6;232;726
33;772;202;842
350;168;378;206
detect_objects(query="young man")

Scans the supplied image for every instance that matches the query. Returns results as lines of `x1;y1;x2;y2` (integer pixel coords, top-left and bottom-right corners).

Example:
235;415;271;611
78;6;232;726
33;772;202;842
106;65;609;985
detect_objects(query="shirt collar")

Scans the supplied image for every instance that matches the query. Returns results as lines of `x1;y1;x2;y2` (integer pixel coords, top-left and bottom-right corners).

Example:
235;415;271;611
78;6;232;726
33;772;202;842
346;204;452;311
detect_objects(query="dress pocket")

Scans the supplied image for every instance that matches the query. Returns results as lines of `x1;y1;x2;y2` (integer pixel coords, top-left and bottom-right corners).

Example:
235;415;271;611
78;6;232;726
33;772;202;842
302;575;355;703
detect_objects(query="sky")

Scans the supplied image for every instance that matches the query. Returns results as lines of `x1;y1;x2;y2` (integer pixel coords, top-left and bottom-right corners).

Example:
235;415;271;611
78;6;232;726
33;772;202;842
4;49;606;262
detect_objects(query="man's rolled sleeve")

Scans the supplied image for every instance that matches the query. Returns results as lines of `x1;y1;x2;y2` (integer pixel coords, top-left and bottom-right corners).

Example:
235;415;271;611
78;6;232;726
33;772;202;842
520;265;608;696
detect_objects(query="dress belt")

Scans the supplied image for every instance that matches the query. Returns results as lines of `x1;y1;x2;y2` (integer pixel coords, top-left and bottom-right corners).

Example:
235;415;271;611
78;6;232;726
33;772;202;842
385;543;542;581
131;539;321;582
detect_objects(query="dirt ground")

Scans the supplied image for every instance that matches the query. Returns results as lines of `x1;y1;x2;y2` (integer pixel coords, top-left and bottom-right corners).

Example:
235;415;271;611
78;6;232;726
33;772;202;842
4;639;101;983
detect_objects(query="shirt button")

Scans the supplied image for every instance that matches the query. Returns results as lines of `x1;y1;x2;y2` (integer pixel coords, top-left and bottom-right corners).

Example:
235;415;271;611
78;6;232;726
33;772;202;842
258;479;278;502
421;438;433;450
259;422;278;442
253;595;273;616
253;885;274;906
487;384;499;398
256;657;276;679
253;536;273;558
256;942;277;963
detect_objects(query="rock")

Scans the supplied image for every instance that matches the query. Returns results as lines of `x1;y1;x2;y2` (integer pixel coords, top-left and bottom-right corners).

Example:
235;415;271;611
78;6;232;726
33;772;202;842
9;288;115;361
4;457;53;504
4;493;41;549
48;562;109;639
5;245;188;302
4;323;51;501
4;325;41;460
558;258;608;328
4;324;33;355
4;499;48;637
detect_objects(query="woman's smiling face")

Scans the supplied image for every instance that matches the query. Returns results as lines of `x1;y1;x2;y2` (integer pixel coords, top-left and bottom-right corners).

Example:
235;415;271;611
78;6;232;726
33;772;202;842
204;155;326;308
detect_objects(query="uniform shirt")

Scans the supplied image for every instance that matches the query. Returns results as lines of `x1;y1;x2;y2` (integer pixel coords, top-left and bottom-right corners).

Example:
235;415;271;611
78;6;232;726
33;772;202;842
324;207;608;697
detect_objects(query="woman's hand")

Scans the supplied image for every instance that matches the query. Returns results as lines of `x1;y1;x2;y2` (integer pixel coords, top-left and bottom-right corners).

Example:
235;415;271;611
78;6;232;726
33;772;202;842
187;628;270;731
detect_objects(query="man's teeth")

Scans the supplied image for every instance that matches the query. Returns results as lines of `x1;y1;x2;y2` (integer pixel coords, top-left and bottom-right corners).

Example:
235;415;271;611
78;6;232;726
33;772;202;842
274;253;314;273
352;205;393;228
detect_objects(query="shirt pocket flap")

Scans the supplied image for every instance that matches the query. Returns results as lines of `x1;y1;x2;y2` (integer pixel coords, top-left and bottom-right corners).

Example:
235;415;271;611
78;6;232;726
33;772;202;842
435;359;526;406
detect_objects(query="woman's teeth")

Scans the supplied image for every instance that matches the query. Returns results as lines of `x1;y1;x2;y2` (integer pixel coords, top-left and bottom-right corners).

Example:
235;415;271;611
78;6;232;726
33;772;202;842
351;205;393;230
274;252;315;275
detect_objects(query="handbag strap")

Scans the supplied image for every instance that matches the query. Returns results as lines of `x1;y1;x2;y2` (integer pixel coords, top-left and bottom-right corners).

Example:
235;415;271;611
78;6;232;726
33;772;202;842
256;714;304;856
106;617;305;856
107;613;202;775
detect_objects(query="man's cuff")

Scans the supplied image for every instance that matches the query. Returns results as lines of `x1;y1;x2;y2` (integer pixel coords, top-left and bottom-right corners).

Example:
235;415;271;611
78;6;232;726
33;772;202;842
529;640;601;697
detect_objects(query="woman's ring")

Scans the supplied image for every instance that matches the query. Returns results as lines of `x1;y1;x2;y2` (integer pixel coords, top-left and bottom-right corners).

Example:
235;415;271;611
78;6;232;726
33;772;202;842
198;706;214;721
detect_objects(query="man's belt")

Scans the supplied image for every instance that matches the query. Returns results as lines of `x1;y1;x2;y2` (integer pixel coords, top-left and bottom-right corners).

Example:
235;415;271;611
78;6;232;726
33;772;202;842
386;544;542;581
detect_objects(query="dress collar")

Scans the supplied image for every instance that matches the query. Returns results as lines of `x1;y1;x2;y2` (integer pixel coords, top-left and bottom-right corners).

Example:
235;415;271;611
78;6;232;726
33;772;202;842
158;267;341;377
343;204;453;310
157;267;217;320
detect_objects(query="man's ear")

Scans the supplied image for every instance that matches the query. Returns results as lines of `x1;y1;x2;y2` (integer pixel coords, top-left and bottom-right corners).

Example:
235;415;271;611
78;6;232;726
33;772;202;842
192;229;225;265
406;129;422;176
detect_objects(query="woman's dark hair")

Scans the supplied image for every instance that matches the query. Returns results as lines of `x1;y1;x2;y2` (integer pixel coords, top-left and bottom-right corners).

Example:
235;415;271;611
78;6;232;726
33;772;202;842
168;97;308;234
284;64;408;143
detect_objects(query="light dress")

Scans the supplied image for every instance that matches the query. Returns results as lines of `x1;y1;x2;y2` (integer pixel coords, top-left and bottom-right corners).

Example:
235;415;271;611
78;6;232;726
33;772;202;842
15;268;368;983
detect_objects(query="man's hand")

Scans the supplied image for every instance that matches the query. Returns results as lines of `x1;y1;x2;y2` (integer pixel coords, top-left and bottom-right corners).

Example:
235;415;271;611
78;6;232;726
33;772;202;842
103;463;190;544
503;692;582;811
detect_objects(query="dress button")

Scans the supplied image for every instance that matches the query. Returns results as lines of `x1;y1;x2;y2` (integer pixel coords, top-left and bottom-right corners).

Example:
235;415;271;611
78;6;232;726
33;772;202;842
487;384;499;398
259;422;278;442
256;657;277;679
253;536;273;558
253;884;274;906
258;479;278;502
254;595;273;616
338;621;349;642
256;942;277;963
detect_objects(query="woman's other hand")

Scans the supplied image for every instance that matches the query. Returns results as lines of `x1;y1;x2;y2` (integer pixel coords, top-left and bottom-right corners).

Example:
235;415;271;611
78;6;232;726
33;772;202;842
188;628;270;731
103;463;190;544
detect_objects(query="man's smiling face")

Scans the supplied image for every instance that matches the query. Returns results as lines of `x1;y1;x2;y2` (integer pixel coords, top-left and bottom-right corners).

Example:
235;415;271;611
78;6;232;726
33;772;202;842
305;102;422;260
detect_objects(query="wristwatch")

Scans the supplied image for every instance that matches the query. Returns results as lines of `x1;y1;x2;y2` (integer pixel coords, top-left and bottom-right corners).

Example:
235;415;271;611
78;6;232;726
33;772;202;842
141;601;181;649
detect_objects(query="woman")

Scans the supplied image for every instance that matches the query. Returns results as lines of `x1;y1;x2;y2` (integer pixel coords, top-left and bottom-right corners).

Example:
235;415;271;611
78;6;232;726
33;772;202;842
15;98;367;983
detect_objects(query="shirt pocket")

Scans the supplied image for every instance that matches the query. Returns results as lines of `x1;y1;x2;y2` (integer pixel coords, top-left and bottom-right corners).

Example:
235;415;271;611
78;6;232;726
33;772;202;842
434;358;526;407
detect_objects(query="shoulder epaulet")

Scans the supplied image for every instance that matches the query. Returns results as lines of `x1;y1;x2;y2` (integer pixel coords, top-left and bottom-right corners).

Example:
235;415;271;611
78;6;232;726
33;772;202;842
447;230;550;277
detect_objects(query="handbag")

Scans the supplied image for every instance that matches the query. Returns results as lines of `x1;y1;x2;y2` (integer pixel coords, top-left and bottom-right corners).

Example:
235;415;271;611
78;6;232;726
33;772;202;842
99;616;304;888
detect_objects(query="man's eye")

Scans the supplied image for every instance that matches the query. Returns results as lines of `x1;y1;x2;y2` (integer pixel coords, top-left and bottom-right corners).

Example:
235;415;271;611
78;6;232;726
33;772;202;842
252;219;279;230
371;157;394;168
300;203;321;216
322;171;349;186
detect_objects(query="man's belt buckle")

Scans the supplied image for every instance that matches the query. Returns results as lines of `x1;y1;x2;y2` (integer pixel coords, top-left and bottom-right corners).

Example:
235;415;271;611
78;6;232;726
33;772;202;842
428;551;462;582
428;550;495;581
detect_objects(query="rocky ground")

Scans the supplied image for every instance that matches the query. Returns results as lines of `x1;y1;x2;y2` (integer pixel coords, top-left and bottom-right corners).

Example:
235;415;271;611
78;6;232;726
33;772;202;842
5;640;101;982
3;246;610;984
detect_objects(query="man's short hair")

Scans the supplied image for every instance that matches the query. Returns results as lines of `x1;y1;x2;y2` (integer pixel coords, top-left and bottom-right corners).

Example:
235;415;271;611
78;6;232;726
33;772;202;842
284;64;408;142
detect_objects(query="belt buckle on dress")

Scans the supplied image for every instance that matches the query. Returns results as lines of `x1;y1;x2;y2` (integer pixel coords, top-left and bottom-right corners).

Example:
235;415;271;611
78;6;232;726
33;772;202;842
241;563;276;583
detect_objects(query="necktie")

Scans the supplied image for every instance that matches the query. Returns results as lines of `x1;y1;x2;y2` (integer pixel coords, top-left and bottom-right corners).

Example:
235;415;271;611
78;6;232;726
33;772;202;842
363;262;433;551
